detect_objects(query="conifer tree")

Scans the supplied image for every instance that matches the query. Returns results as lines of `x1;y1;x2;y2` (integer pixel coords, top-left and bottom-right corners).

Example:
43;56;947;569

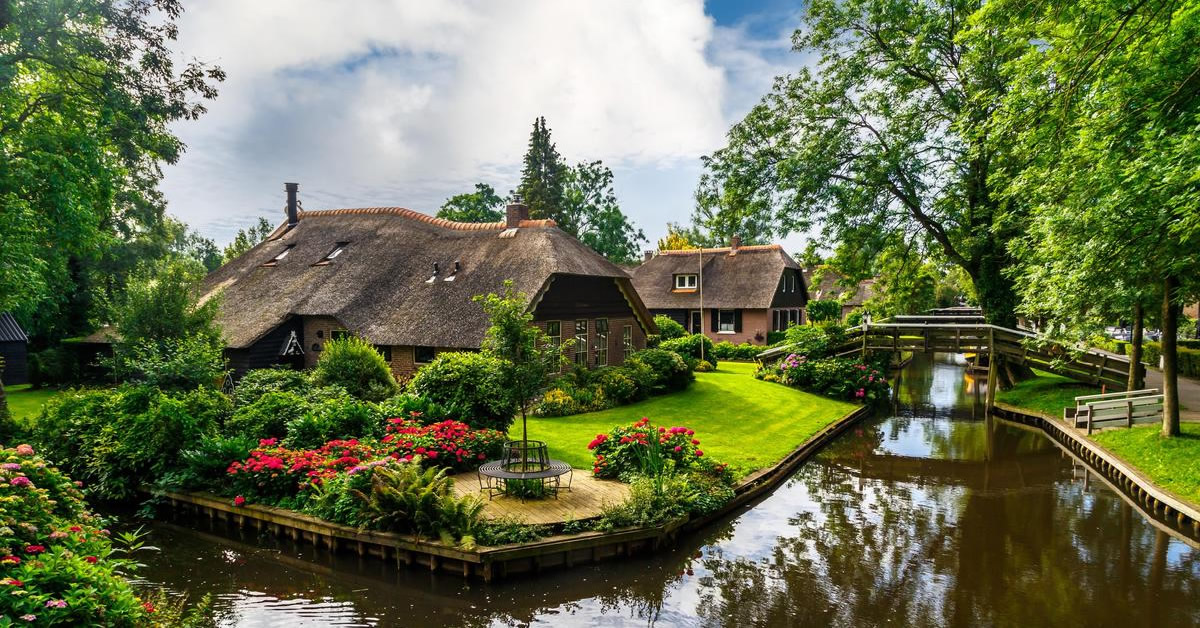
517;117;569;229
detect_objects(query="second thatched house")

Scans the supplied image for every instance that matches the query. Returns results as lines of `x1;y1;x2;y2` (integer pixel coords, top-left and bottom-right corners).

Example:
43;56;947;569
204;184;656;379
630;238;808;345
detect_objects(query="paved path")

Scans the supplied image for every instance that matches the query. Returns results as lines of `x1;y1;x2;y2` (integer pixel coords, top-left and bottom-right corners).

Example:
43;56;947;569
1143;368;1200;422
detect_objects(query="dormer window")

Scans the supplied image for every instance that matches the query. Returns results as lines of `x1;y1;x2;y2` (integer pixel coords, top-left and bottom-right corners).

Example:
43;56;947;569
263;245;294;266
443;260;460;282
313;243;348;266
674;274;698;290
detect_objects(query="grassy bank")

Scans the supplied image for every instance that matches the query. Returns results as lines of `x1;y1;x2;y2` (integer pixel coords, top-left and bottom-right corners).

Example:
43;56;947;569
1092;424;1200;505
525;361;857;478
5;384;59;422
995;370;1099;418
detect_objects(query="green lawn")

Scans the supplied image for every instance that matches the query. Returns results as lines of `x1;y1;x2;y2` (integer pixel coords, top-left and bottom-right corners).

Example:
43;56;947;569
995;369;1099;418
5;385;59;422
1092;423;1200;505
524;361;857;478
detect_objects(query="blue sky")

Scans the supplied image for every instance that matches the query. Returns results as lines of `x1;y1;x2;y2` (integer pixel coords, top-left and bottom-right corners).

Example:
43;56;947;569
163;1;811;254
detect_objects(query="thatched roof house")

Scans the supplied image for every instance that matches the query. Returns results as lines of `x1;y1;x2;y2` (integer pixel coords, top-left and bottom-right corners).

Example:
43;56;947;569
205;184;655;378
802;265;876;319
630;238;807;345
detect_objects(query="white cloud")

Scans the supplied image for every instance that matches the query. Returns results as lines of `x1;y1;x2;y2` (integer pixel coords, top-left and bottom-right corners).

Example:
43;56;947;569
162;0;800;247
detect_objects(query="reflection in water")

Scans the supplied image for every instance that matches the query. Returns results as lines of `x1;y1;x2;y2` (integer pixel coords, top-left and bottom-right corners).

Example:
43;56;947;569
137;353;1200;627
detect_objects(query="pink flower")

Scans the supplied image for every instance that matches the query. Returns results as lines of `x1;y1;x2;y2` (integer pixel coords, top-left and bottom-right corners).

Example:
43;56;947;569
19;614;35;622
45;600;68;608
1;463;20;470
674;446;682;452
233;496;246;507
15;444;33;456
855;389;865;399
695;450;704;457
9;477;31;487
24;545;44;554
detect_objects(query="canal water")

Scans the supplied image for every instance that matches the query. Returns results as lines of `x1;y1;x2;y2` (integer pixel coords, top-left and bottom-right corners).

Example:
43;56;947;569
134;354;1200;627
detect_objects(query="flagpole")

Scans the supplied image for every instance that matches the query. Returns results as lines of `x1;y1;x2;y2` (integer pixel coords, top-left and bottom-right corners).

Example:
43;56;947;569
698;245;705;363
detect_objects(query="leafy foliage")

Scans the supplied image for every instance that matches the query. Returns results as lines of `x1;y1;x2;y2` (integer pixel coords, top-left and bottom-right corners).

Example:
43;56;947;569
222;217;275;262
653;315;688;341
805;299;841;324
626;349;694;395
436;183;505;223
659;334;718;368
407;352;516;432
760;355;890;403
311;336;398;402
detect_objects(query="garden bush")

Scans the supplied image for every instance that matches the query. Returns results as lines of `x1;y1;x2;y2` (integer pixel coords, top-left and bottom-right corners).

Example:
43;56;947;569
695;360;714;372
376;393;451;424
163;434;258;492
586;417;727;480
652;315;688;341
36;385;231;500
533;388;578;417
711;341;761;361
311;336;398;402
659;333;718;367
233;368;313;407
627;348;693;394
767;330;787;345
381;419;505;472
350;461;485;545
407;352;516;431
592;471;733;531
0;445;206;626
28;346;80;387
224;390;309;440
761;354;890;402
782;324;833;358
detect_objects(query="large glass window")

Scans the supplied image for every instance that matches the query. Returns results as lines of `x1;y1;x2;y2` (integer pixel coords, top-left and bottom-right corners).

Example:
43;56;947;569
595;319;609;366
674;274;698;289
719;309;736;333
623;325;633;361
574;320;588;366
545;321;561;347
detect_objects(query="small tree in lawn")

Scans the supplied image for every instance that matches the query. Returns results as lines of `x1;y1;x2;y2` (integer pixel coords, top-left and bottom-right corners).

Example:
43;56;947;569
473;281;568;447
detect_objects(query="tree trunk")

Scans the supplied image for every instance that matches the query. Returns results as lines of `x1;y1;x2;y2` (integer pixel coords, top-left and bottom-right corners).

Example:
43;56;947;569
1162;276;1180;437
1128;302;1145;391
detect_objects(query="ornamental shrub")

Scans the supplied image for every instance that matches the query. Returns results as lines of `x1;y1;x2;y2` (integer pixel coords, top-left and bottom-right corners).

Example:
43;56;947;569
233;368;312;407
0;445;204;626
376;393;451;425
224;390;309;439
351;461;484;545
626;348;693;394
588;367;638;406
653;315;688;341
312;336;398;402
806;299;841;323
533;388;578;417
771;354;890;402
782;324;832;358
35;385;230;500
711;341;761;361
586;418;720;480
381;419;505;473
695;360;715;372
659;334;718;367
407;352;517;432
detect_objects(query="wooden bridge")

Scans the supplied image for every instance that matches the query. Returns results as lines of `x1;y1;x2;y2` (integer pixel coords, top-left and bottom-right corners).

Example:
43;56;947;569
760;312;1135;396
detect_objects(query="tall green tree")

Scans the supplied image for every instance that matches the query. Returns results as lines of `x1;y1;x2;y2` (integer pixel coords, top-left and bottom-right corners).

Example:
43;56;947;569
473;281;567;445
695;0;1028;326
517;116;568;227
563;161;647;264
222;217;275;262
978;0;1200;434
0;0;223;338
436;183;505;223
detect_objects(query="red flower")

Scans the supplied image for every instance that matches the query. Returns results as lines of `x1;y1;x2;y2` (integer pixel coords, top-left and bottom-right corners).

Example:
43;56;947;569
1;556;19;565
234;495;246;507
695;450;704;457
1;578;23;586
24;546;44;554
143;601;157;613
68;526;82;533
85;556;98;564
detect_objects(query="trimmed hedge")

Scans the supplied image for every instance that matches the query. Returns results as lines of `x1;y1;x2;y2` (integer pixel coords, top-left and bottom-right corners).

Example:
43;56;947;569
711;341;761;361
659;334;717;368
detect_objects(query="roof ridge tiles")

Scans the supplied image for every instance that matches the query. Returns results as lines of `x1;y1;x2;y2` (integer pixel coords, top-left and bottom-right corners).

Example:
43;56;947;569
298;207;556;231
656;243;782;255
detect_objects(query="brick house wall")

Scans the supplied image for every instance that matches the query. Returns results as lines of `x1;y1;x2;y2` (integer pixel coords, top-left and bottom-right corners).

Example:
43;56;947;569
532;316;645;369
302;315;348;369
700;308;770;345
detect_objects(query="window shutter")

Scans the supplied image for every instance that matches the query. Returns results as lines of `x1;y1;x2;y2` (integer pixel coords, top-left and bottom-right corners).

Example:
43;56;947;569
734;309;743;333
710;309;718;332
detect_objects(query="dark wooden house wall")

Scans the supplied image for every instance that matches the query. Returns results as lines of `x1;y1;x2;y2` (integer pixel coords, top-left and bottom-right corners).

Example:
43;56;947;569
533;275;643;322
0;341;28;385
226;316;304;378
770;268;808;308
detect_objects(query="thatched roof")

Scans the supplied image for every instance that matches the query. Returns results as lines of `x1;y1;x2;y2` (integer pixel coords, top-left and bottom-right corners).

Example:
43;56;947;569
202;207;653;349
629;245;803;310
803;265;876;307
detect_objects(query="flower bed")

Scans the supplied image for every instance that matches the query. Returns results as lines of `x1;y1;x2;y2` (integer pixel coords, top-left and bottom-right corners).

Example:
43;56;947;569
0;445;197;625
757;354;890;402
586;418;729;481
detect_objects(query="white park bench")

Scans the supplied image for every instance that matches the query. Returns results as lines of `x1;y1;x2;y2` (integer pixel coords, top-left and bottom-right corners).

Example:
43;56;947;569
1065;389;1164;434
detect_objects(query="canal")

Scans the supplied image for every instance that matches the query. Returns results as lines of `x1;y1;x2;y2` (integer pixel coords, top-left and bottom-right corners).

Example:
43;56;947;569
135;354;1200;626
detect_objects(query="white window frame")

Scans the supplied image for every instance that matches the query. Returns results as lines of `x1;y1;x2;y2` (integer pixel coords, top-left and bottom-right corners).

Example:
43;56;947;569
545;321;561;348
595;318;609;366
675;274;698;289
622;325;633;361
718;309;736;333
574;320;588;366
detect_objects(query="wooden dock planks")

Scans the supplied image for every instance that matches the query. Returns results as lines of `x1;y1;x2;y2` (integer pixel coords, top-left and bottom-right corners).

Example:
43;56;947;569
449;470;632;525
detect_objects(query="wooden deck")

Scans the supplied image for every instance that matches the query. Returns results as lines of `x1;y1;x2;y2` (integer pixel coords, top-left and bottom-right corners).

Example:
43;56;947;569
450;469;631;525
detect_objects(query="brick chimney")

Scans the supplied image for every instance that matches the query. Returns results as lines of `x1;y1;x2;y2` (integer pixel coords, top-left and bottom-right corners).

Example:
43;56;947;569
285;182;300;227
729;235;741;254
505;198;530;228
643;250;655;262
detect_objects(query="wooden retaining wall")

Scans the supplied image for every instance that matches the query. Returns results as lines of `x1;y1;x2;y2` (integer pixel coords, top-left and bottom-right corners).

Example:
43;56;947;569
993;402;1200;538
154;405;875;582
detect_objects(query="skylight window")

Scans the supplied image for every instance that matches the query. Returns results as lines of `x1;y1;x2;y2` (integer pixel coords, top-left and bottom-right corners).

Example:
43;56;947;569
263;245;294;266
313;242;348;265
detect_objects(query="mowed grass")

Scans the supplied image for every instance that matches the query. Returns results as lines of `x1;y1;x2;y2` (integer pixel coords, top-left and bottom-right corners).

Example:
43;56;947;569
1092;423;1200;505
995;369;1099;418
524;361;857;478
5;385;59;422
